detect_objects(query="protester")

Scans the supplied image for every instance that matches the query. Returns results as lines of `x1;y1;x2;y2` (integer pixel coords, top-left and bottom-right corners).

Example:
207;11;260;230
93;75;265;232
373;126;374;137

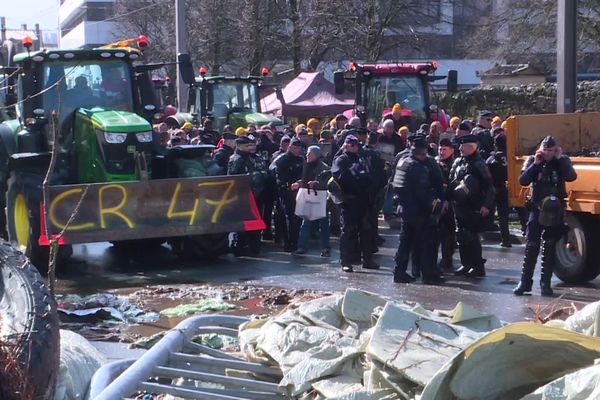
383;103;410;131
213;132;237;174
294;146;332;257
379;119;405;155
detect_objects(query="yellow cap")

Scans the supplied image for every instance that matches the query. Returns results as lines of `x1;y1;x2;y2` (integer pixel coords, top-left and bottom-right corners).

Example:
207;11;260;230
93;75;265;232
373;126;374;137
449;116;461;126
392;103;402;113
307;118;320;127
399;126;410;135
235;127;247;136
492;116;502;124
182;121;193;130
295;124;307;135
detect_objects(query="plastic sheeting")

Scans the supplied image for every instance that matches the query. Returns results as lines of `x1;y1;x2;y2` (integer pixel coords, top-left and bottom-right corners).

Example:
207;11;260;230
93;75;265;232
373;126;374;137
521;361;600;400
55;330;107;400
239;288;502;399
421;323;600;400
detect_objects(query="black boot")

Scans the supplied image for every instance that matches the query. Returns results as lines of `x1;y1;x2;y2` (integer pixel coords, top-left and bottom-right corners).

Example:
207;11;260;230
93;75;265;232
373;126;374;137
513;242;540;295
540;240;556;297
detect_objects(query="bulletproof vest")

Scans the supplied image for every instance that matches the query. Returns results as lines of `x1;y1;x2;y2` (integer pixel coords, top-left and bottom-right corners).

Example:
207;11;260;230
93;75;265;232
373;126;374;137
472;126;493;158
393;156;417;189
452;157;483;204
531;159;566;204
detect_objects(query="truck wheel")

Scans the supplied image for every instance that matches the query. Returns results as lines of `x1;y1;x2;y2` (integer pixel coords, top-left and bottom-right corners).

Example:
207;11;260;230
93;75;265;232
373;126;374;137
5;171;72;273
0;239;60;399
554;212;600;283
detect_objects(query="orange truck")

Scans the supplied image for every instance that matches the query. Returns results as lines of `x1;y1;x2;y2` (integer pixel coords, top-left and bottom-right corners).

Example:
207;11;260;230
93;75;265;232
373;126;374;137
506;112;600;283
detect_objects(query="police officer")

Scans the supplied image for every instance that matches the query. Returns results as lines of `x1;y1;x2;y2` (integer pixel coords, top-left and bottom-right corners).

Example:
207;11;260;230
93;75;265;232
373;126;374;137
437;138;456;272
331;135;378;272
363;131;388;252
213;132;237;175
392;136;444;284
273;137;305;252
514;136;576;296
471;111;494;160
449;135;495;278
228;135;269;254
486;134;511;247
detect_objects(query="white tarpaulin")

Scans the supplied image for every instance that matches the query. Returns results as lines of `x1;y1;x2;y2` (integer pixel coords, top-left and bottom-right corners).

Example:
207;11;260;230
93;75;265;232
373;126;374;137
239;288;502;399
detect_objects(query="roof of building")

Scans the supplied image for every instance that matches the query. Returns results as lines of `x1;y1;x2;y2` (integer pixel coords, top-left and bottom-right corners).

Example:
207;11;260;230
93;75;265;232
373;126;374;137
478;63;546;77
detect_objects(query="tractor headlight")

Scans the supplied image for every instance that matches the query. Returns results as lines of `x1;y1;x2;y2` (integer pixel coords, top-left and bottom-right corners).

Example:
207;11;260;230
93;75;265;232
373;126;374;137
135;131;153;143
104;132;127;144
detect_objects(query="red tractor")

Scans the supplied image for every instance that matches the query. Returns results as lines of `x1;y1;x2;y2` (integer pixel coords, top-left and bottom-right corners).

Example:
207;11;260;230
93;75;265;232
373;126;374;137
335;61;457;129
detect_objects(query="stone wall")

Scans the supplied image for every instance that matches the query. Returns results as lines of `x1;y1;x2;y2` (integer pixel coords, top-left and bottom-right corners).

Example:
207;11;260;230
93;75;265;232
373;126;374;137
437;81;600;119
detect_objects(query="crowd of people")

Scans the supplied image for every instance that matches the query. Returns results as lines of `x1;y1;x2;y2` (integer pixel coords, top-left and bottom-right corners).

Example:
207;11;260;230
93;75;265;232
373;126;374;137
153;103;577;296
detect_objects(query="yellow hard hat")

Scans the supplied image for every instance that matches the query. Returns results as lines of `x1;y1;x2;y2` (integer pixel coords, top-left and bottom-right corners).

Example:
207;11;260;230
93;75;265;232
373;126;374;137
182;121;193;130
235;127;247;136
295;124;307;135
392;103;402;113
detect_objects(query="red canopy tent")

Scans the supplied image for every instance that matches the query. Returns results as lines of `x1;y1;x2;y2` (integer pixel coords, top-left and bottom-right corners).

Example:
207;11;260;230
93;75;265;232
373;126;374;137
261;72;355;118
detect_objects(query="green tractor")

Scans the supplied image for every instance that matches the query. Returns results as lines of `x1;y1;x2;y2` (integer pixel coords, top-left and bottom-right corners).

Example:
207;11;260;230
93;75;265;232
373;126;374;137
170;68;281;131
0;40;264;270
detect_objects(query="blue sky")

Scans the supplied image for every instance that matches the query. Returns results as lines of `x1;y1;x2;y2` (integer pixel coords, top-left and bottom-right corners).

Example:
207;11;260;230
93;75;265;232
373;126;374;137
3;0;59;31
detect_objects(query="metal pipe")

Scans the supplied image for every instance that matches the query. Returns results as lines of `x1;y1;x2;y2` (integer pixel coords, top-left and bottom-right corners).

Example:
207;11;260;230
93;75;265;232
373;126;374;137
557;0;577;113
175;0;189;109
139;381;284;400
169;352;283;376
92;315;249;400
153;365;283;392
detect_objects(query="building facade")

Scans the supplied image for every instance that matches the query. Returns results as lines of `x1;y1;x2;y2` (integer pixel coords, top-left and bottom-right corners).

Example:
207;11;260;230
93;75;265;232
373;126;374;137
59;0;118;49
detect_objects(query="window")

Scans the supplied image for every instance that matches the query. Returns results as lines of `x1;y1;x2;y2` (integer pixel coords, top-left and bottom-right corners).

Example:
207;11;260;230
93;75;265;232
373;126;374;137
363;75;426;121
86;2;115;22
42;59;133;125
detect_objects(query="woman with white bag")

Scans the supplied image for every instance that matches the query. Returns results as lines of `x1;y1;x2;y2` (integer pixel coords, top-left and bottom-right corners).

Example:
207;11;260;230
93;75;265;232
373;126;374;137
293;146;332;257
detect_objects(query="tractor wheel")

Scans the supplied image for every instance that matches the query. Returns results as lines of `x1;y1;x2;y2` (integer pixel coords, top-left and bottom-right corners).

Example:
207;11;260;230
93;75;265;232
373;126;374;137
5;171;72;273
179;234;229;260
554;212;600;283
0;238;60;399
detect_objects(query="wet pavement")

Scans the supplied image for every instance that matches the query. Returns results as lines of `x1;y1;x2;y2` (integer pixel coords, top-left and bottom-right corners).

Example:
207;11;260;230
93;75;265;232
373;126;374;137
55;222;600;325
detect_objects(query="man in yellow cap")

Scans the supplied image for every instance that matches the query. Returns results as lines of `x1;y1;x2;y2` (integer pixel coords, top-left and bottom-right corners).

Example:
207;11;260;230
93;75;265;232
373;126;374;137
492;116;503;130
307;118;321;134
182;121;193;134
383;103;411;132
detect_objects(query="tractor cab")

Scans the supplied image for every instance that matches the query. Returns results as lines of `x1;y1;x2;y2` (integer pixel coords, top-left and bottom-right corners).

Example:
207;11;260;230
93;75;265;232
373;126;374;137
335;62;457;128
187;69;281;132
7;47;155;184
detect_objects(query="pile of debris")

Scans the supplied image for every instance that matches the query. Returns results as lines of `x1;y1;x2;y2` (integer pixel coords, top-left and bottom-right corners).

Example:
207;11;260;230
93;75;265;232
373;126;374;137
239;288;600;399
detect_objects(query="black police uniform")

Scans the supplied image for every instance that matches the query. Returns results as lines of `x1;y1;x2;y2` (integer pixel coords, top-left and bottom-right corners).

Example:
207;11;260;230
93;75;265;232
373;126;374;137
331;140;376;271
272;143;305;251
363;140;388;252
436;144;456;272
213;144;235;175
449;136;495;277
227;138;269;254
514;136;577;296
486;136;511;246
256;133;279;240
392;139;444;284
471;113;494;160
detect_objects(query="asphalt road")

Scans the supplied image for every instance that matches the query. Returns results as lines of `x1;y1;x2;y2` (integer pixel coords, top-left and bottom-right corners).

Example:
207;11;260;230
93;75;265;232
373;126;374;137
56;222;600;323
